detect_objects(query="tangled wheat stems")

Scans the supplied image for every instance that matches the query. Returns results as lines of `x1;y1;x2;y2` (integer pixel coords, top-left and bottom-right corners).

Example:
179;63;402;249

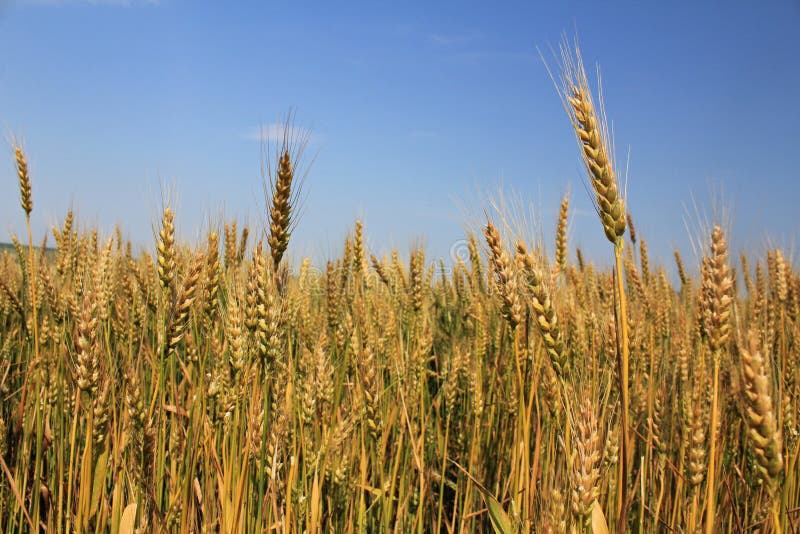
3;50;799;533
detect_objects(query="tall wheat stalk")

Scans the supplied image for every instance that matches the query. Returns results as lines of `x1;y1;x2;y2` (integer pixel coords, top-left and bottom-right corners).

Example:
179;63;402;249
701;224;733;533
553;40;630;532
263;113;309;273
14;145;40;430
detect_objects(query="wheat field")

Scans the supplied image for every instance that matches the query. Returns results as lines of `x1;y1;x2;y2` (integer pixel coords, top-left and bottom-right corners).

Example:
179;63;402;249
0;44;798;534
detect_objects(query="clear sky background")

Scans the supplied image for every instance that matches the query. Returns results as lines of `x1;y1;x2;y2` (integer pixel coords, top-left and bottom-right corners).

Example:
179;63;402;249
1;0;798;273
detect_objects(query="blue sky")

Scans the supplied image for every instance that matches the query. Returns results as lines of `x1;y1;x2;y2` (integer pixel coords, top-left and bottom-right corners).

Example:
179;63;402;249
1;0;798;271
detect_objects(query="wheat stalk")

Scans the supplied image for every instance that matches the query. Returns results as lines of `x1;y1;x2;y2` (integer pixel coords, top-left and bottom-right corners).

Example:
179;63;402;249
555;194;569;277
516;242;567;378
484;221;522;329
701;224;733;534
553;41;631;529
740;330;783;528
267;149;293;269
157;207;176;293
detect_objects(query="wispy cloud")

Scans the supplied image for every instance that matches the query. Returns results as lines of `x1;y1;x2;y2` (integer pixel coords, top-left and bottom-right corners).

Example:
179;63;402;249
243;123;315;144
